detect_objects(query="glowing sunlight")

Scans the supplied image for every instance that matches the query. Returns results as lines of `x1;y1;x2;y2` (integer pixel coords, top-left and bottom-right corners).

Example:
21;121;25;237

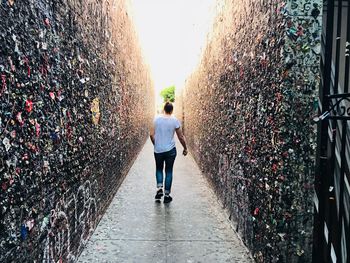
128;0;216;104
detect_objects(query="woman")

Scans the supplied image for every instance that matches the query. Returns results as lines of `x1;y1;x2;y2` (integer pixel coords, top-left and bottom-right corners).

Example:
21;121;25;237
149;102;188;203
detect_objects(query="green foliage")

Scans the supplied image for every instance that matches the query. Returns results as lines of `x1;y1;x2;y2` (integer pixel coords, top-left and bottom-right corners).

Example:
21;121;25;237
160;85;175;102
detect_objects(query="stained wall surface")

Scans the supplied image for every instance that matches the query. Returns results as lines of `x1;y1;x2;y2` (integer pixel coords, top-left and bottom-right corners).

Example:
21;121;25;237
0;0;154;262
181;0;322;262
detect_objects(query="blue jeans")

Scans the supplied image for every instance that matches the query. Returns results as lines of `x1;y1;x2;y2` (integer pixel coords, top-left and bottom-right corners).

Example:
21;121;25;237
154;147;177;194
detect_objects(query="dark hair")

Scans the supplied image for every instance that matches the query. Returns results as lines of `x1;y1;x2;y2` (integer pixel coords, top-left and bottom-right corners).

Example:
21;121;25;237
164;102;173;114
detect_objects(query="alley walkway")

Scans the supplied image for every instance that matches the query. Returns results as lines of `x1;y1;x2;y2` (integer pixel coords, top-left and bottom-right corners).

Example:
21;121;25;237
78;140;251;263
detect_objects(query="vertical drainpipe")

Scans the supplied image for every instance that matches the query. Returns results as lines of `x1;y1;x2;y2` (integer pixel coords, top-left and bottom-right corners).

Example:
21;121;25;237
313;1;334;262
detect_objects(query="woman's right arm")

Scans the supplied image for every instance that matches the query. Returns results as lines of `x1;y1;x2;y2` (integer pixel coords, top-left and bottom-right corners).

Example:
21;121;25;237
175;128;188;156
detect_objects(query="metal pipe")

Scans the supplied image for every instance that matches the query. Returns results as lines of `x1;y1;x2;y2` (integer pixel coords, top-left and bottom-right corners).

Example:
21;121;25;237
313;0;335;262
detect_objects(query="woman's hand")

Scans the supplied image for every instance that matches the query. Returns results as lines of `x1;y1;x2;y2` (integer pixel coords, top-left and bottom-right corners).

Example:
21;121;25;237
183;149;188;156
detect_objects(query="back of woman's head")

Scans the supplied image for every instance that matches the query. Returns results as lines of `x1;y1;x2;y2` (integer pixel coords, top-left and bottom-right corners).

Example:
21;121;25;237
164;102;173;114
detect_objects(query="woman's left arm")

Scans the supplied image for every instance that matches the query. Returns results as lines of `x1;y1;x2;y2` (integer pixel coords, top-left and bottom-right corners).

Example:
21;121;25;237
150;125;155;145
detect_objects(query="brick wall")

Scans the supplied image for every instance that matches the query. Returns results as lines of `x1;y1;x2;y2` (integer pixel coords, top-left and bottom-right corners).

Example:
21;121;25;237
181;0;322;262
0;0;154;262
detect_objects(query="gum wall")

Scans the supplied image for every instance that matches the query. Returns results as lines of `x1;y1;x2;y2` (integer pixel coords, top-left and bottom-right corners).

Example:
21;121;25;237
0;0;154;261
180;0;322;262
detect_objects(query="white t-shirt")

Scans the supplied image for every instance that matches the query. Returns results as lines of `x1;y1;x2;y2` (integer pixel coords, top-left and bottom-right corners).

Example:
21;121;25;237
154;115;181;153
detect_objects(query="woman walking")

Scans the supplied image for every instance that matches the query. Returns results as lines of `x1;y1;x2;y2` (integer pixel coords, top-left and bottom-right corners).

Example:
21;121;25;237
149;102;188;203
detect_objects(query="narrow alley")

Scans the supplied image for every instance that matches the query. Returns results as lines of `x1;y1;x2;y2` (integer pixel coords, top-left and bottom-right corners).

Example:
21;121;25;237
78;140;251;262
1;0;349;263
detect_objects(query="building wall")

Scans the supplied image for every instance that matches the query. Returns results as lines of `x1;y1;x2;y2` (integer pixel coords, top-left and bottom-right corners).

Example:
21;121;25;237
182;0;322;262
0;0;154;262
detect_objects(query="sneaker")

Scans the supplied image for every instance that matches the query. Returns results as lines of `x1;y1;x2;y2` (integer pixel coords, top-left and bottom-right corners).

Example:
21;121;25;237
163;195;172;203
155;188;163;200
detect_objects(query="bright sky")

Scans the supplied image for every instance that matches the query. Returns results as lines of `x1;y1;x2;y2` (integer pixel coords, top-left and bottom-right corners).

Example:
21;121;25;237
128;0;216;103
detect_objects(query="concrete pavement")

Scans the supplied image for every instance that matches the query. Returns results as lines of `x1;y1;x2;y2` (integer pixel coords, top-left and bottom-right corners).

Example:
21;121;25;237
78;140;252;263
